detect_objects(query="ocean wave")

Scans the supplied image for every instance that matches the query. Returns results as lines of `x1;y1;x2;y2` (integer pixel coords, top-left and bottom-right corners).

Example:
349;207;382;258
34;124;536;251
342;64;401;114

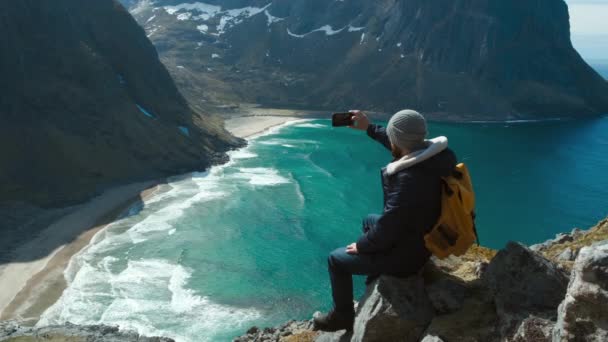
227;150;258;159
258;138;318;147
127;186;227;244
469;118;567;124
233;167;291;186
293;123;326;129
302;153;334;178
38;258;261;342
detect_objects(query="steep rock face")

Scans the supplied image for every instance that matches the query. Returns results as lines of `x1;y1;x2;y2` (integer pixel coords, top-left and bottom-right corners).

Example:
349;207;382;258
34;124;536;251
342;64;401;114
0;0;241;207
553;242;608;341
122;0;608;120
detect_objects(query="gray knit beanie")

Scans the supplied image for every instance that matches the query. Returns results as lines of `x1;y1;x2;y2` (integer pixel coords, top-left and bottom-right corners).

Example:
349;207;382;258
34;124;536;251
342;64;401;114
386;109;427;151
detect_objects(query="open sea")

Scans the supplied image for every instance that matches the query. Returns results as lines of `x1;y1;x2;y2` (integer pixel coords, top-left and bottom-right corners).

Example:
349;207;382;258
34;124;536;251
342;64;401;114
38;117;608;341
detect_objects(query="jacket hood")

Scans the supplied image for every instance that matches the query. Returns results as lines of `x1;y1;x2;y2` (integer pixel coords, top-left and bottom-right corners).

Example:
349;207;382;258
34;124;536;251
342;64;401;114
386;136;456;176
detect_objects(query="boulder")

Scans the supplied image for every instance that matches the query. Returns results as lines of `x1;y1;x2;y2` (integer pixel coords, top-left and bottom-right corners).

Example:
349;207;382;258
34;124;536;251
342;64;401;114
315;330;351;342
0;321;174;342
422;284;499;342
553;241;608;341
511;316;554;342
351;275;434;342
236;320;315;342
556;248;575;262
483;242;569;337
426;276;467;314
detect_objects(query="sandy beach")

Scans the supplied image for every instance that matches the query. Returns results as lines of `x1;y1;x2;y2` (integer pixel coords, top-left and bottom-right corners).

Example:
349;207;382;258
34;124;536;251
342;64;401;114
224;115;303;138
0;112;305;325
0;182;159;323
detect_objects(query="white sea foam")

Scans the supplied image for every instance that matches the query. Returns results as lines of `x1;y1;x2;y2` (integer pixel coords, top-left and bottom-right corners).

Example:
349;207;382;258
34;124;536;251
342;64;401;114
303;154;334;178
290;173;305;207
258;137;317;147
229;150;258;159
127;181;226;244
469;118;566;124
293;123;326;129
233;168;290;186
39;259;261;342
39;117;309;341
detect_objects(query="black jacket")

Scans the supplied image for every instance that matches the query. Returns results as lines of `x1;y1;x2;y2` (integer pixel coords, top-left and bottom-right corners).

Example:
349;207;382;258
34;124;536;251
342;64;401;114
356;124;457;271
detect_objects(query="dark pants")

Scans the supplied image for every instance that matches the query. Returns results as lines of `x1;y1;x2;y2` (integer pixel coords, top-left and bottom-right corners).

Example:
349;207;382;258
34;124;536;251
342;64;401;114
328;214;412;314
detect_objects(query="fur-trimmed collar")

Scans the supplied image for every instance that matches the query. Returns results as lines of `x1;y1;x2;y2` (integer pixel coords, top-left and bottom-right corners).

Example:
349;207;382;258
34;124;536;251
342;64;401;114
386;136;448;176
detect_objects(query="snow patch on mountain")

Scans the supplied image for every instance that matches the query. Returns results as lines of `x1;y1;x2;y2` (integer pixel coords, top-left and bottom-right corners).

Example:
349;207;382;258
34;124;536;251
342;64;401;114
162;2;272;35
288;24;365;38
177;12;192;20
264;10;284;26
164;2;221;18
348;25;365;32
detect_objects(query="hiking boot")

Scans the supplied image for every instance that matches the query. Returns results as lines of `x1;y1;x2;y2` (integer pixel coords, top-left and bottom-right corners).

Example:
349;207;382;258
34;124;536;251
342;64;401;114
312;309;354;332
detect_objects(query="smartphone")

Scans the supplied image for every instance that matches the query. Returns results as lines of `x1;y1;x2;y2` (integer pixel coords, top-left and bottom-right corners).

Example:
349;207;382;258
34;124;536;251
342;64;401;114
332;112;354;127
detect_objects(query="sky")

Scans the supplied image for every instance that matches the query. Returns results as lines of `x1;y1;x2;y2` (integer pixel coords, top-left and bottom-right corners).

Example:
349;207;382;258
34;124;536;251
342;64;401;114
567;0;608;62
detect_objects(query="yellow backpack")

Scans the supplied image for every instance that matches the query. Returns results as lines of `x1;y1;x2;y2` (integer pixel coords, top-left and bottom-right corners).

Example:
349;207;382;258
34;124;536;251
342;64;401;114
424;163;479;259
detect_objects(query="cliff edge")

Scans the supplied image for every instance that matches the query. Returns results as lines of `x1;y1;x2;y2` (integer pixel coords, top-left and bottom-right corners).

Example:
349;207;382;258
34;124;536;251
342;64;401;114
236;218;608;342
0;0;242;209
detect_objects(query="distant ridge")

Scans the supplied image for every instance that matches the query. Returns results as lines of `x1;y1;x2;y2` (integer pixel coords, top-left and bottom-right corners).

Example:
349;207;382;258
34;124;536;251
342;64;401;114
122;0;608;120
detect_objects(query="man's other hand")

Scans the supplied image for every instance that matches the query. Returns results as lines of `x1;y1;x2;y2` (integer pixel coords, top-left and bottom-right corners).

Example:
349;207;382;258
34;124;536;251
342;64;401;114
346;243;359;255
348;110;370;131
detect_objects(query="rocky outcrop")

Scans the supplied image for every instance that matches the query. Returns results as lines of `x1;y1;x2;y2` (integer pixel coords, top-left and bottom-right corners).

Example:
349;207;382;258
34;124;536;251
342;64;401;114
483;242;569;337
236;219;608;342
233;320;315;342
0;0;242;209
351;276;434;342
553;241;608;341
121;0;608;120
0;321;174;342
533;218;608;271
511;316;554;342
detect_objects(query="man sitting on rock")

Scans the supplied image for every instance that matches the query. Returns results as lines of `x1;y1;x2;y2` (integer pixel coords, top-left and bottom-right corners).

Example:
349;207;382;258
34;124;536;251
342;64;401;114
313;109;457;331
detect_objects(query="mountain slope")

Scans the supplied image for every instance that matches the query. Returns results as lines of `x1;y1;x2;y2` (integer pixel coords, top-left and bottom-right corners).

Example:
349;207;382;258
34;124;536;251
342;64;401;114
123;0;608;120
0;0;241;207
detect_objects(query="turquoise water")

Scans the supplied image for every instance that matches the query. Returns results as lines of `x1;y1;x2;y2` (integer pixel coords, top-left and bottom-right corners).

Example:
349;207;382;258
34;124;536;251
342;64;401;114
591;62;608;79
38;118;608;341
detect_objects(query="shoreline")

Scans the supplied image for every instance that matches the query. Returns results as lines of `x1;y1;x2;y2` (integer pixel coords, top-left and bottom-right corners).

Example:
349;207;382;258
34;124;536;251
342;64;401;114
2;109;598;326
0;182;160;324
224;114;307;139
217;105;605;127
0;113;303;325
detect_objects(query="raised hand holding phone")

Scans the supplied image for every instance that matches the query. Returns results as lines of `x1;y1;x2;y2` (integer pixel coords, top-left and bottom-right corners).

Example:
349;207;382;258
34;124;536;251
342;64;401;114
331;112;354;127
348;110;370;131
